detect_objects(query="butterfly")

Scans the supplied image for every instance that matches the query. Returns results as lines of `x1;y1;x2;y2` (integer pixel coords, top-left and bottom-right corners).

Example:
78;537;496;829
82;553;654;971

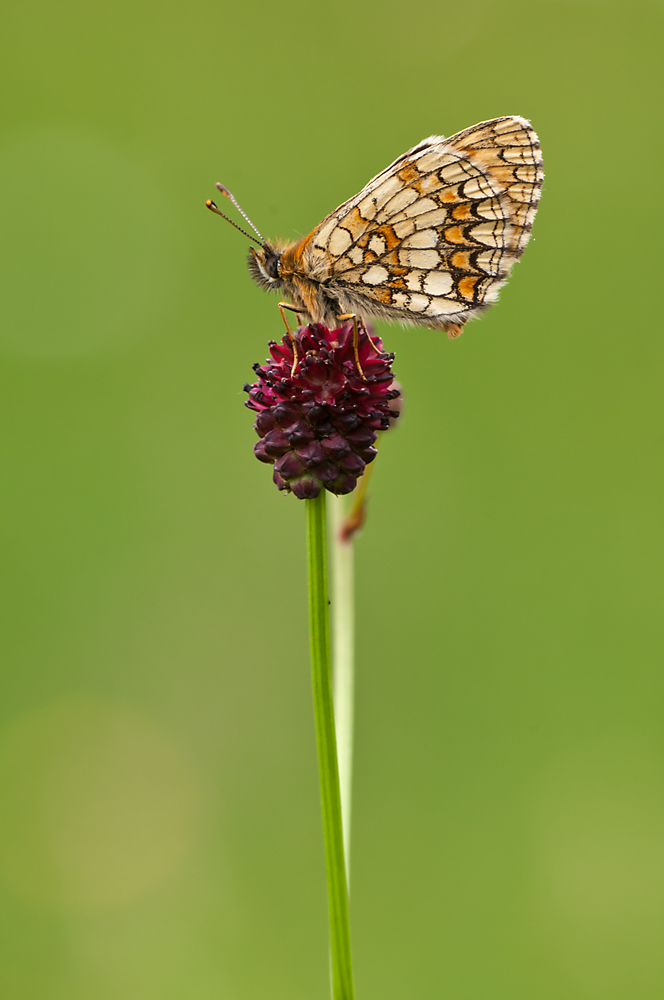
207;116;543;340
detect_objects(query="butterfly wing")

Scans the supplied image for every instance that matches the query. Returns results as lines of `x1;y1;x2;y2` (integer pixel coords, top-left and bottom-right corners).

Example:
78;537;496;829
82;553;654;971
303;116;543;333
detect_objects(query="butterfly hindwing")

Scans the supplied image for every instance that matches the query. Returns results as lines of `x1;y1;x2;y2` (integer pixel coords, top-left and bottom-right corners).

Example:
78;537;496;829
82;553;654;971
304;116;543;330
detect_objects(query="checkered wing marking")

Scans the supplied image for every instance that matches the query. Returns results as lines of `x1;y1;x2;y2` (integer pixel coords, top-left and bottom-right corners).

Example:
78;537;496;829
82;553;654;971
307;116;543;327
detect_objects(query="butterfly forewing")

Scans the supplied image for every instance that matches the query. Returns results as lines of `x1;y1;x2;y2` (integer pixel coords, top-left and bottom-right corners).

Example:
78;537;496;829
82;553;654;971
304;116;543;332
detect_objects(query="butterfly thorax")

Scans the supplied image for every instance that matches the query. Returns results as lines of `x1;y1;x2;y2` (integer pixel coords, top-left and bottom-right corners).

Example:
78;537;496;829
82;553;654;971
249;233;342;326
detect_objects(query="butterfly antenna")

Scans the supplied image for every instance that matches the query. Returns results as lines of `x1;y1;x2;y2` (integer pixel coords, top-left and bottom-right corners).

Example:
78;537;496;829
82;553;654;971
205;199;264;247
215;182;267;245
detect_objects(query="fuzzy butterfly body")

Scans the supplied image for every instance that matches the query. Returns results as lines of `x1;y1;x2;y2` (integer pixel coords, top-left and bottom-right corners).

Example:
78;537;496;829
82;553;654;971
245;116;543;338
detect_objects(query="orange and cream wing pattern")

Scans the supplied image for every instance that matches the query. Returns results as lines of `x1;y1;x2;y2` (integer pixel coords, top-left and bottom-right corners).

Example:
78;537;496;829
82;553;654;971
306;116;543;330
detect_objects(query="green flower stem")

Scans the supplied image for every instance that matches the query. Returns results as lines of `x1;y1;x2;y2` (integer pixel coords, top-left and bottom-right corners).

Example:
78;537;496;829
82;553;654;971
330;494;355;874
306;491;355;1000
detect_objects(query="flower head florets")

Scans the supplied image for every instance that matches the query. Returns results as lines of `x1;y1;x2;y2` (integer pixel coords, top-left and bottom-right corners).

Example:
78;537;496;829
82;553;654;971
244;323;400;499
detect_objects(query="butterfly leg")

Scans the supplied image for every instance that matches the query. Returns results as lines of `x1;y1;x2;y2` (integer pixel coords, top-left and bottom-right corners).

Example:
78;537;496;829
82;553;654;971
278;302;307;376
358;317;383;357
278;302;307;334
336;313;367;380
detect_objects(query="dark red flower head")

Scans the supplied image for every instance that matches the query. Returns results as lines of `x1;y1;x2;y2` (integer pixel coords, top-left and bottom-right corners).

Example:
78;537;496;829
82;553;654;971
244;323;400;499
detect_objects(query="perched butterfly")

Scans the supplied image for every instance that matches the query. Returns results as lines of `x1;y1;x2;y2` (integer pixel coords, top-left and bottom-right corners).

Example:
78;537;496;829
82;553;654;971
207;116;543;340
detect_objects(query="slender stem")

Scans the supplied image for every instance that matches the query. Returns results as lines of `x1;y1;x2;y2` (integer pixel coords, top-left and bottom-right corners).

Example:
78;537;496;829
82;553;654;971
306;492;355;1000
330;494;355;874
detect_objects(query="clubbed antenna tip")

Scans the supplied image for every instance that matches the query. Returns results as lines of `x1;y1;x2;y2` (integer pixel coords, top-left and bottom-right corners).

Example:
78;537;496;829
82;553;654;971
205;197;263;247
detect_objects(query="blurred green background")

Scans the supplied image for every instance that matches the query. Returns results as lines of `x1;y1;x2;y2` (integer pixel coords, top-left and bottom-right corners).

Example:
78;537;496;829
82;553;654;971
0;0;662;997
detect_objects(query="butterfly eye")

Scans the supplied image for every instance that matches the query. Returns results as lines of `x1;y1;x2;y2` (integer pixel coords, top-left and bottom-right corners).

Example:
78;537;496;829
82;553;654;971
265;254;281;280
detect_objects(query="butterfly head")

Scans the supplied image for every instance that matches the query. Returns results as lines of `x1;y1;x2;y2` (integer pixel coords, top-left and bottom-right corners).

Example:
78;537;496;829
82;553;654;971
248;244;282;290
